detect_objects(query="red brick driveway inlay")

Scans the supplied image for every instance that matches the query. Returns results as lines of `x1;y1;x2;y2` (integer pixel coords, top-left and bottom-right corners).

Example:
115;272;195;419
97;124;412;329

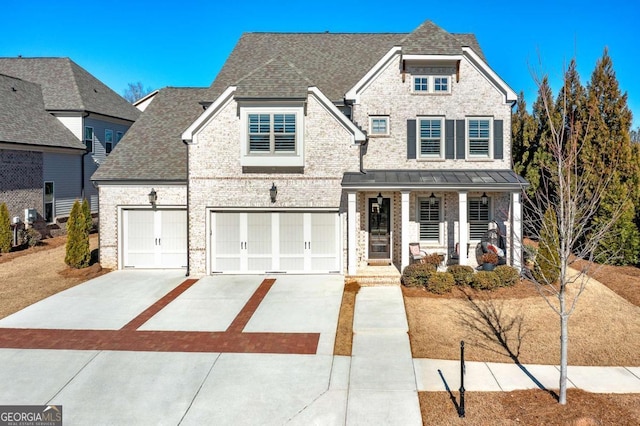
0;278;321;354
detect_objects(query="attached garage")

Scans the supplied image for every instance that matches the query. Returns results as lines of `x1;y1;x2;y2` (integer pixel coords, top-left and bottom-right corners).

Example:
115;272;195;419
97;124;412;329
122;209;188;269
210;211;341;274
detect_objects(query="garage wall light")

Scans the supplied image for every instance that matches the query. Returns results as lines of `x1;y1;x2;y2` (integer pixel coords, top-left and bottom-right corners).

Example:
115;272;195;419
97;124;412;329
270;183;277;203
148;188;157;208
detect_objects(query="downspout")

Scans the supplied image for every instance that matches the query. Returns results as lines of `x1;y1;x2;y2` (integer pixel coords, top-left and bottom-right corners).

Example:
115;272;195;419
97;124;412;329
183;138;190;277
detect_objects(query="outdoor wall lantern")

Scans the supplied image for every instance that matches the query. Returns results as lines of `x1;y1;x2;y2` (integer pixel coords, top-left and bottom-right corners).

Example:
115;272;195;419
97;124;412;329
376;192;383;206
148;188;157;207
481;192;488;206
429;192;436;206
270;183;278;203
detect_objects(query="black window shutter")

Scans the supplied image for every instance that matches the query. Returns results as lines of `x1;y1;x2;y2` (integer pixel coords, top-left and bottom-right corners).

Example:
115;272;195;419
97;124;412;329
407;119;416;159
445;120;455;159
494;119;504;159
456;120;465;159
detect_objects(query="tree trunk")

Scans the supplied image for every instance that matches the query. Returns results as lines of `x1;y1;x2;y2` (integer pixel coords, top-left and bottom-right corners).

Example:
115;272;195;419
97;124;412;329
559;303;568;404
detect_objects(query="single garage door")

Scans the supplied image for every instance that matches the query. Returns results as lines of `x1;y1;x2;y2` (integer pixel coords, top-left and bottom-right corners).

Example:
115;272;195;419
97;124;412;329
122;209;187;269
210;211;340;273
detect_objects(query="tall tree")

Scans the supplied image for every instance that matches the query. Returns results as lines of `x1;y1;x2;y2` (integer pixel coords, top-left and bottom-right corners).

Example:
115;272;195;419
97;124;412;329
511;92;536;183
123;82;153;103
65;200;90;268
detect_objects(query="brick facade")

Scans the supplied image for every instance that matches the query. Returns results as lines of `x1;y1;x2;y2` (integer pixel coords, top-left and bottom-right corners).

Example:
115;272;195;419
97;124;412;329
0;149;43;221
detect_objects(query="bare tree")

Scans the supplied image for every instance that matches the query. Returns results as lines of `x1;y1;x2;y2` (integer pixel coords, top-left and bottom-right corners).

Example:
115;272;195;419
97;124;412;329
123;82;153;103
523;69;626;405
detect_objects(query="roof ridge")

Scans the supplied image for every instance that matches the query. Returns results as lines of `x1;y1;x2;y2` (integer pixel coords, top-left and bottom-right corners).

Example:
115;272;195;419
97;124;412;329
65;58;87;111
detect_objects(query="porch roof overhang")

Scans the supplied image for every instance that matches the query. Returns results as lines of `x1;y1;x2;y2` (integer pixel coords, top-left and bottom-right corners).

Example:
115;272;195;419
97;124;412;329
341;169;529;191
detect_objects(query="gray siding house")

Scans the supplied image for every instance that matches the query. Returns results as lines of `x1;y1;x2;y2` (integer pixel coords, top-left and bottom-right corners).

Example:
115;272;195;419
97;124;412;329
0;57;140;230
94;21;527;276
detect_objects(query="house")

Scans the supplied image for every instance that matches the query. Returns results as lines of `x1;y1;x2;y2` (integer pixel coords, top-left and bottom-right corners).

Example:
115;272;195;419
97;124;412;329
0;57;140;230
93;20;527;276
0;73;85;233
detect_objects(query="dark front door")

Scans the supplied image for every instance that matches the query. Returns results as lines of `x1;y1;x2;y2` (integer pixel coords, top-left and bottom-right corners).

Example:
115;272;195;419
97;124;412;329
369;197;391;259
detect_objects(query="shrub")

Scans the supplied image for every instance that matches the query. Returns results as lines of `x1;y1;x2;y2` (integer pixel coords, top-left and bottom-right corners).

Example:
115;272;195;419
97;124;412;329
65;200;91;268
470;271;500;290
481;251;499;265
422;253;442;267
19;228;41;248
426;272;454;294
447;265;475;286
402;263;436;287
494;265;520;287
0;203;11;253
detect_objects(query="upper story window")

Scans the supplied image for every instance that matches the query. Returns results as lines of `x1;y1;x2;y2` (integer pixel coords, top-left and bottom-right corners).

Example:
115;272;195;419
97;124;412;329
418;118;443;159
433;76;449;93
84;126;93;152
418;196;442;243
413;75;450;94
469;197;490;240
116;131;123;142
369;116;389;136
105;129;113;154
241;106;304;167
467;117;493;159
413;76;429;92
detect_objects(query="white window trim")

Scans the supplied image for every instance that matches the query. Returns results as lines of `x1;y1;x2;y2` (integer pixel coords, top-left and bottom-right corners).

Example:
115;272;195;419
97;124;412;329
369;116;389;136
412;75;451;94
412;75;429;93
466;117;493;159
417;196;443;245
105;129;113;154
84;126;94;153
432;76;451;94
44;181;54;224
468;197;491;241
417;117;445;160
240;106;304;167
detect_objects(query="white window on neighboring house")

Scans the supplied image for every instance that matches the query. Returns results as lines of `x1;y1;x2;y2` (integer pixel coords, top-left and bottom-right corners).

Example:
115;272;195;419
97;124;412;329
84;126;94;152
418;118;444;158
369;116;389;136
469;197;490;240
433;76;450;93
240;106;304;167
116;131;123;142
413;76;429;92
418;196;441;243
105;129;113;154
44;181;54;223
467;117;492;158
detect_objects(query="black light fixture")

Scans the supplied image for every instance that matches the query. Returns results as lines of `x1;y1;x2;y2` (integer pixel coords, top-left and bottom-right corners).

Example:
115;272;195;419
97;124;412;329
376;192;383;206
429;192;437;206
148;188;157;207
270;182;278;203
481;192;488;206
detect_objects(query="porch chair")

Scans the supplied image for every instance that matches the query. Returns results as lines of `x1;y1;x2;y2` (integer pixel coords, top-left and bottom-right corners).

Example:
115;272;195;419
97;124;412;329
409;243;427;264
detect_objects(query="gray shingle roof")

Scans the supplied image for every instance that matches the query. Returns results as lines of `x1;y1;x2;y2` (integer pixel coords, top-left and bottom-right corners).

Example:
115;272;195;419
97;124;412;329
0;73;85;150
0;57;140;122
210;21;484;102
92;87;213;181
342;170;528;189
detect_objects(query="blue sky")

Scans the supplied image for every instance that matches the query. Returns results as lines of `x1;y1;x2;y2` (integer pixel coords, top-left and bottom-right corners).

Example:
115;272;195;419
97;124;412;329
3;0;639;128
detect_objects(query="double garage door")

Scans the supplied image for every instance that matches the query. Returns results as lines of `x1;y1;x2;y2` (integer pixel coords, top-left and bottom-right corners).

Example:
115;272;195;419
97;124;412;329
210;211;340;274
122;209;187;269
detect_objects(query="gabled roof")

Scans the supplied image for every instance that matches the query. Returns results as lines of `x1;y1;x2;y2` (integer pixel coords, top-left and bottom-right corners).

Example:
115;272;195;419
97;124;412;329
235;57;314;99
92;87;213;182
209;21;485;102
0;57;140;122
0;73;85;150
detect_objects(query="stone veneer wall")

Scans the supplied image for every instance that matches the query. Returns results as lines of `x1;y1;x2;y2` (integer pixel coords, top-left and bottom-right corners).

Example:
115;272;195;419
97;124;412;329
97;184;187;269
0;149;43;220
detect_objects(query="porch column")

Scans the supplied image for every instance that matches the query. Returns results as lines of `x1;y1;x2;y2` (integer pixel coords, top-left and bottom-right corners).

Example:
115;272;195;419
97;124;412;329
458;191;468;265
512;191;523;270
347;191;357;275
401;191;410;272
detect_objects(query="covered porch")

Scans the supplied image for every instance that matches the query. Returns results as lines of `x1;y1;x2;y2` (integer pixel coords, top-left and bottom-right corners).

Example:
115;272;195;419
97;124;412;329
342;170;527;276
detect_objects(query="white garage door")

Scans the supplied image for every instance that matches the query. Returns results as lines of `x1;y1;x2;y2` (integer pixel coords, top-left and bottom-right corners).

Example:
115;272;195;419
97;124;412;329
210;211;340;274
122;209;187;269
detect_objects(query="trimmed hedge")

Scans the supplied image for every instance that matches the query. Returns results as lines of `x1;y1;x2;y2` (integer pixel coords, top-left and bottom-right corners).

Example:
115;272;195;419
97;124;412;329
0;203;10;254
446;265;475;286
470;271;501;290
426;272;454;294
402;263;436;287
495;265;520;287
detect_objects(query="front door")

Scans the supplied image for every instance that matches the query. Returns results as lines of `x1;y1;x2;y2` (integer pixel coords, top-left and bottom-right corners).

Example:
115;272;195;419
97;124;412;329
368;197;390;259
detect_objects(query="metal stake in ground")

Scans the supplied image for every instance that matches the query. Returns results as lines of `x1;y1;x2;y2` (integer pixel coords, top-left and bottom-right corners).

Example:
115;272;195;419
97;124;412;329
459;340;465;418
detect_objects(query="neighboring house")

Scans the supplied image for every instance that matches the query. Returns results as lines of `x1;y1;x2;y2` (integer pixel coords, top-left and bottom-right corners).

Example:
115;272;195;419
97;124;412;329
133;90;159;112
0;57;140;219
0;73;86;233
93;20;527;276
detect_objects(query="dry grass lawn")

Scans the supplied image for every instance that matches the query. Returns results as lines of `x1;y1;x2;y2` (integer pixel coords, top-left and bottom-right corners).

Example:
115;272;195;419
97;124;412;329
333;279;360;356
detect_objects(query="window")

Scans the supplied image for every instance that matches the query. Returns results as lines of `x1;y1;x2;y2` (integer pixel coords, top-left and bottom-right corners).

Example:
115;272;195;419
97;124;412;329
116;131;123;142
419;197;441;243
413;76;429;92
105;129;113;154
248;113;296;153
369;116;389;136
469;198;490;239
418;118;443;158
44;181;54;223
467;118;492;158
84;127;93;152
433;76;449;93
